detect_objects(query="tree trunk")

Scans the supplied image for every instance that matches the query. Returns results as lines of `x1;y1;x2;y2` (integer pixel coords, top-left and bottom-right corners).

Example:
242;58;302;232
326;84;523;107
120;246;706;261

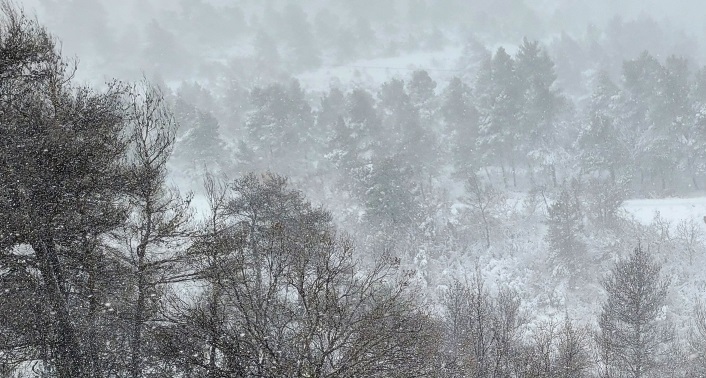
481;209;490;249
510;155;517;188
208;272;220;378
85;240;100;376
130;255;146;378
501;164;508;188
33;240;85;378
484;167;492;183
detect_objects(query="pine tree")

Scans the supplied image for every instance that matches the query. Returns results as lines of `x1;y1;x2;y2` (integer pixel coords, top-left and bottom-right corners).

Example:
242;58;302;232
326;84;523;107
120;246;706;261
545;183;585;271
407;70;438;120
378;77;438;182
280;2;321;71
326;88;380;190
475;47;522;187
142;19;192;77
442;77;480;175
578;71;630;182
241;80;314;175
621;51;672;191
598;245;671;378
361;157;421;232
688;67;706;189
515;38;564;185
177;109;226;171
0;6;131;376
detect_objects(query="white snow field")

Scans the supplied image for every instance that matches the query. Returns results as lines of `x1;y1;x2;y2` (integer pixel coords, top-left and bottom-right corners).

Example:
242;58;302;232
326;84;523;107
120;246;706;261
624;196;706;230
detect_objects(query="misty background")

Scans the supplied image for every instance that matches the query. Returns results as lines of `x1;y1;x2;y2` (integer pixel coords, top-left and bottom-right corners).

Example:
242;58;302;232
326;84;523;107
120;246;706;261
22;0;706;85
6;0;706;376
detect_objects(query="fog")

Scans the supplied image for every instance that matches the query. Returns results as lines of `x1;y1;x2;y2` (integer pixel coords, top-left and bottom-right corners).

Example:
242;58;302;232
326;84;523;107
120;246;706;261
6;0;706;376
19;0;706;85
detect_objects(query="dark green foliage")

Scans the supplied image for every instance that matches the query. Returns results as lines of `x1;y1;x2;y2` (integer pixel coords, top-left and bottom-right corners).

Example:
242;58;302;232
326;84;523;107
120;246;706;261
241;80;314;175
0;6;132;377
475;47;522;186
442;77;480;175
360;157;422;231
545;183;586;270
174;107;227;172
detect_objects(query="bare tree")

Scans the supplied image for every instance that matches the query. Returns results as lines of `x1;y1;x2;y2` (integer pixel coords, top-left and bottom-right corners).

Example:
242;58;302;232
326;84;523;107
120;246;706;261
555;320;592;378
117;82;193;378
441;274;524;378
157;173;440;378
514;319;591;378
674;219;704;265
464;173;505;249
157;173;239;378
441;276;495;377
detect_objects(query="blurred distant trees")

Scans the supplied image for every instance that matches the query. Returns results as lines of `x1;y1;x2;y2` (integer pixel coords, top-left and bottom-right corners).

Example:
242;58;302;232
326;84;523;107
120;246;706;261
545;182;586;270
7;2;706;377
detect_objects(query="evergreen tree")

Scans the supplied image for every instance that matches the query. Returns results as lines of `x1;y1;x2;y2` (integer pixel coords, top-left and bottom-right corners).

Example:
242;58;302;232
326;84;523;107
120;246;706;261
253;30;282;77
545;182;585;271
360;157;422;232
407;70;438;120
622;51;670;190
598;245;671;378
688;67;706;189
442;77;480;175
515;38;564;185
177;109;227;171
326;88;380;190
241;80;314;175
0;7;131;376
279;2;321;71
659;56;693;189
475;47;522;187
578;71;627;181
317;87;346;132
142;19;192;77
457;33;491;82
378;77;438;182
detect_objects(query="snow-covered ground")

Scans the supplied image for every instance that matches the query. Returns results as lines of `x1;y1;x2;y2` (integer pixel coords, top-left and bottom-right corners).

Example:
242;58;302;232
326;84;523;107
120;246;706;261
624;196;706;230
441;194;706;331
296;46;464;93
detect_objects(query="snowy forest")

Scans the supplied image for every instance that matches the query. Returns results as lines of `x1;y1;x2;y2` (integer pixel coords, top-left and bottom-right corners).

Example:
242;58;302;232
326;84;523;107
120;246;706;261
5;0;706;377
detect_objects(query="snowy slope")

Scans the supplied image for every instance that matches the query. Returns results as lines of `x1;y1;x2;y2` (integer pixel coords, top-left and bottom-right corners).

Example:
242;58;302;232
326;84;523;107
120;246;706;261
624;196;706;230
295;46;464;93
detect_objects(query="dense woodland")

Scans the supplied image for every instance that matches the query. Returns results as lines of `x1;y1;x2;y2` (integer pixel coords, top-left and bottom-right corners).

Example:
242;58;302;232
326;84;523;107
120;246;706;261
5;1;706;378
